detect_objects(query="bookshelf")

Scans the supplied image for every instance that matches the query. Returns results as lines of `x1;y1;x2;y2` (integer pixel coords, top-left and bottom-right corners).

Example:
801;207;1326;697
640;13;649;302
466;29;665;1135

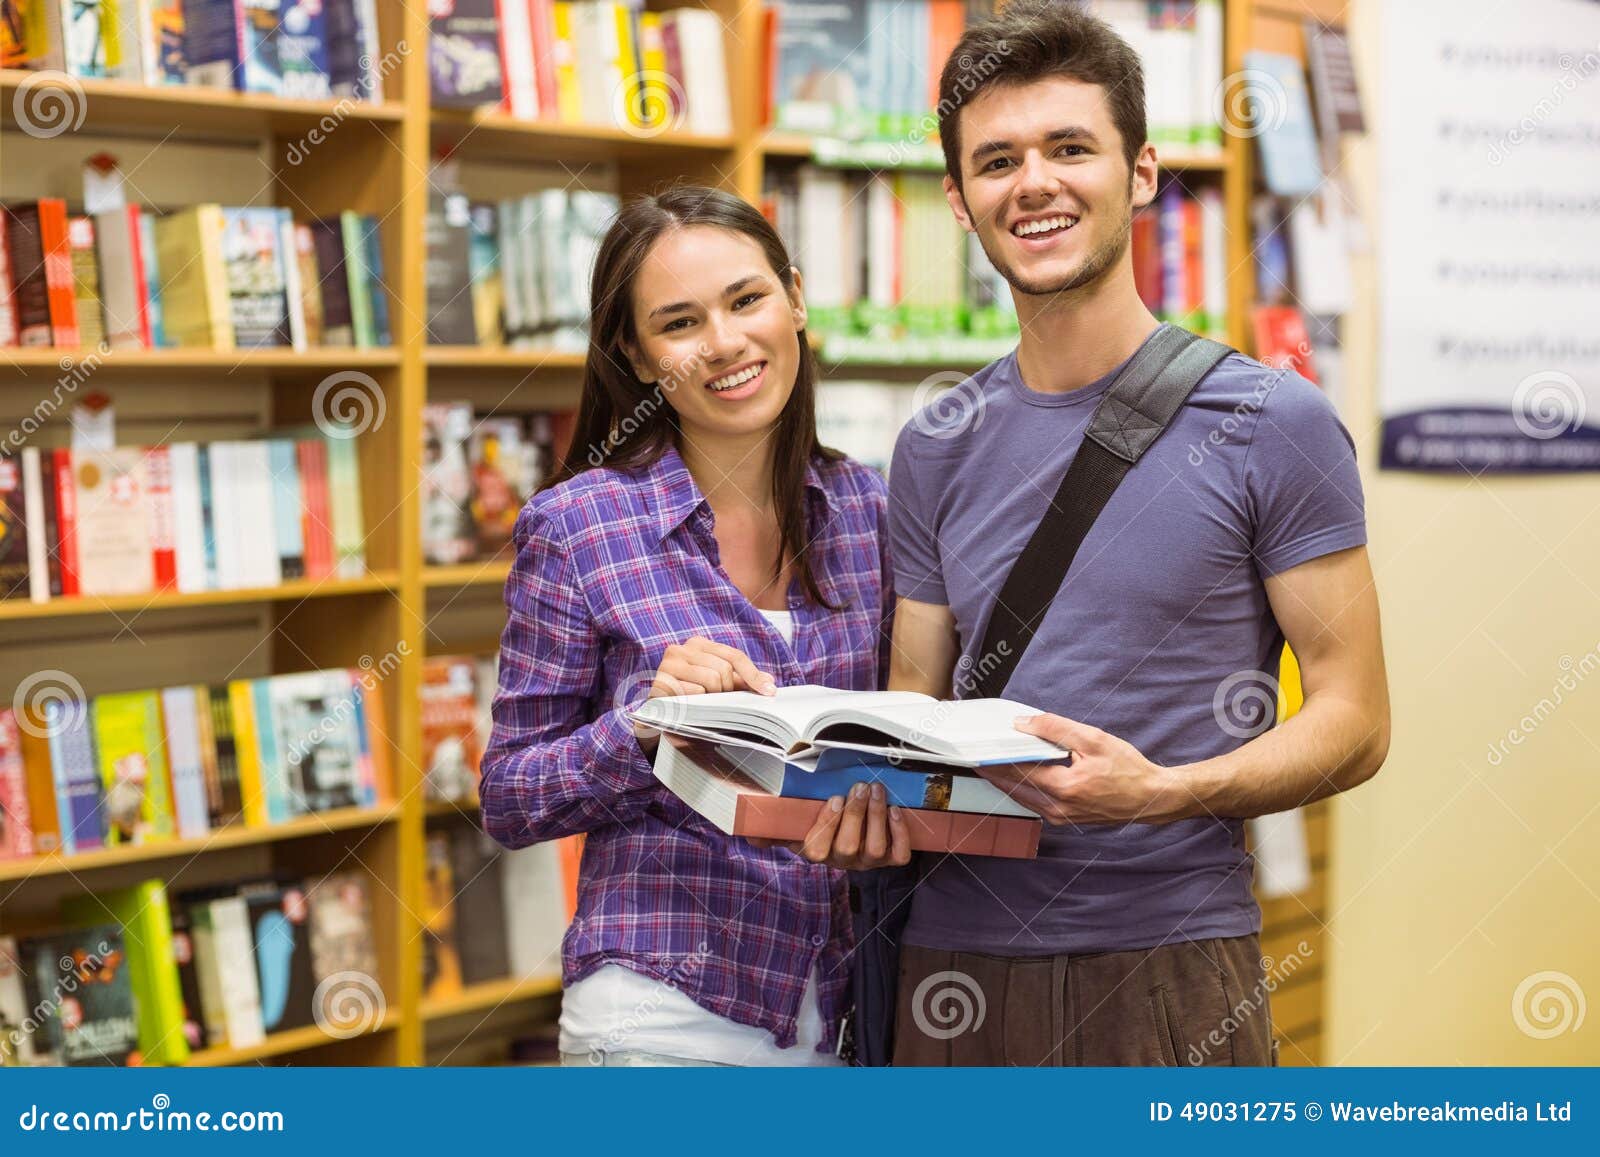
0;0;1325;1068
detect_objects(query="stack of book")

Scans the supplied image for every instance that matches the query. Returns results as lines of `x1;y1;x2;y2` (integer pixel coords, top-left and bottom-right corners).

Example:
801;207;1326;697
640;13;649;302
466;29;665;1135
635;686;1062;859
2;0;388;100
0;201;389;352
1132;182;1229;340
0;668;394;859
429;1;730;135
424;187;617;350
0;432;367;604
421;403;572;566
764;166;1018;344
0;870;382;1066
421;826;579;1002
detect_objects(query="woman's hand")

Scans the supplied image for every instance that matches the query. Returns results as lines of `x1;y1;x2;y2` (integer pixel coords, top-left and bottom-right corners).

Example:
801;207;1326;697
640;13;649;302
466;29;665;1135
748;782;912;869
635;636;777;752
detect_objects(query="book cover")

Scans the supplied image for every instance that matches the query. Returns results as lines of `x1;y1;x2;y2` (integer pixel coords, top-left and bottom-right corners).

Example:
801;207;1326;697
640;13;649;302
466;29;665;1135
67;216;103;350
449;826;511;985
150;0;187;82
1242;51;1323;197
4;205;54;346
306;870;379;990
196;894;266;1048
0;212;16;344
181;0;245;88
166;902;211;1049
0;453;30;600
771;0;867;135
421;655;481;801
220;207;291;348
267;439;306;579
62;880;191;1065
25;925;137;1066
276;0;331;97
0;708;34;859
94;205;153;350
241;880;317;1034
429;0;504;107
359;214;391;345
0;935;40;1065
153;205;232;348
310;217;354;345
324;433;366;577
291;223;324;346
467;416;540;557
421;401;476;565
72;447;155;596
143;444;177;589
138;210;167;346
425;191;478;344
266;670;363;816
92;690;177;846
338;211;374;347
421;831;462;999
206;685;244;828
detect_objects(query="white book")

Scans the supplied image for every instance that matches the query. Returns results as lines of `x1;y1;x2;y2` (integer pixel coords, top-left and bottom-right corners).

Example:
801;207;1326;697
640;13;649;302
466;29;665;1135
501;842;569;980
356;0;385;102
169;442;210;593
797;167;848;317
1199;186;1227;336
536;189;570;332
631;685;1070;767
668;8;731;136
112;0;155;82
496;198;526;342
207;442;242;589
572;2;620;125
1192;0;1224;152
206;896;266;1049
278;210;308;352
816;381;909;476
20;447;49;603
0;935;40;1064
864;174;898;317
233;441;282;587
500;0;540;118
93;208;149;349
161;685;212;839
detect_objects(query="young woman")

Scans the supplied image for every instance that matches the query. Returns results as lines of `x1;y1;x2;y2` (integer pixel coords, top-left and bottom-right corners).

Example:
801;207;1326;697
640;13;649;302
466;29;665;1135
478;186;899;1066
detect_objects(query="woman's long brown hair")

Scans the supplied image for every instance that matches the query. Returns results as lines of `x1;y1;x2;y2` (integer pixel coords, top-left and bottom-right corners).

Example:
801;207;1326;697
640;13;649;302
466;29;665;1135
547;185;841;607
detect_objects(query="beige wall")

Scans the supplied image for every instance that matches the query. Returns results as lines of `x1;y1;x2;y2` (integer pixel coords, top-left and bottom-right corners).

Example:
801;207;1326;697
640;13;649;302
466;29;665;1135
1325;0;1600;1064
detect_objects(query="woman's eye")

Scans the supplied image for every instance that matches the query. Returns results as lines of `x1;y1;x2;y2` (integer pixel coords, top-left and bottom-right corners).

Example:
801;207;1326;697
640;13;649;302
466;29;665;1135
732;292;763;309
663;317;693;332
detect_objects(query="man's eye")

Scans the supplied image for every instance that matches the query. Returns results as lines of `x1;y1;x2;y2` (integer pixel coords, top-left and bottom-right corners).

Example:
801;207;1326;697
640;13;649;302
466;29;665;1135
1057;145;1086;157
983;156;1011;172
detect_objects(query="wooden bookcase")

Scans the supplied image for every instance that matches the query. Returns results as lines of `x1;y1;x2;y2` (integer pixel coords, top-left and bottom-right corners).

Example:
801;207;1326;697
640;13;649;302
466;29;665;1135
0;0;1324;1067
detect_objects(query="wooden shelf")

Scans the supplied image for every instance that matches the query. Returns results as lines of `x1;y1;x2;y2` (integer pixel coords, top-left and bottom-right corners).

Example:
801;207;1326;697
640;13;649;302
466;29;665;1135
0;572;402;622
0;70;404;139
421;974;562;1022
432;107;736;164
0;347;400;373
0;806;401;883
424;797;482;820
422;561;512;589
424;347;586;371
186;1010;400;1067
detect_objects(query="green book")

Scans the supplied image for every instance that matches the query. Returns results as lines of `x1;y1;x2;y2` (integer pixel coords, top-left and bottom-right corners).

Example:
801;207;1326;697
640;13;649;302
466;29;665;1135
92;691;177;846
62;880;191;1066
340;211;375;348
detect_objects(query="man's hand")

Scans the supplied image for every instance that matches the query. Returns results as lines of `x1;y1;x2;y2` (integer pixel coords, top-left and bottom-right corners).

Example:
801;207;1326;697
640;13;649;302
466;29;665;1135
975;714;1184;825
747;782;913;868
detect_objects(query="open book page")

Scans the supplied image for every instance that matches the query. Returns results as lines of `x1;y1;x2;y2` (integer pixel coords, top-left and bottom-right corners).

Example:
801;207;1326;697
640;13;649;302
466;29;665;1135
811;698;1069;761
634;685;934;748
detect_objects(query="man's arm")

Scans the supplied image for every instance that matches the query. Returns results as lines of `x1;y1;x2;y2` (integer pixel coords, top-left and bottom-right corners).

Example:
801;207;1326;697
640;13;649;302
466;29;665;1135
994;545;1390;824
888;596;962;698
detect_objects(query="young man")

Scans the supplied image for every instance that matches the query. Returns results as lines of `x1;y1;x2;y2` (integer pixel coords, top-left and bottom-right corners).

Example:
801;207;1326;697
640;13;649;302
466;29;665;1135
796;2;1389;1066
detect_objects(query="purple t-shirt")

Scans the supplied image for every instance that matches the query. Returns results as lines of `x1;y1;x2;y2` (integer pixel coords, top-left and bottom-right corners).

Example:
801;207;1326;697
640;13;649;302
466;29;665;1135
887;328;1366;955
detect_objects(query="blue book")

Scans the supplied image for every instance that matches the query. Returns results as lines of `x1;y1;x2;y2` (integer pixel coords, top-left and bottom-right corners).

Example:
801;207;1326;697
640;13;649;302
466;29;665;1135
251;680;292;824
45;701;105;854
347;679;377;808
266;440;306;579
181;0;246;89
715;743;1036;818
1242;52;1324;196
196;444;219;589
137;212;167;347
360;215;391;346
277;0;331;99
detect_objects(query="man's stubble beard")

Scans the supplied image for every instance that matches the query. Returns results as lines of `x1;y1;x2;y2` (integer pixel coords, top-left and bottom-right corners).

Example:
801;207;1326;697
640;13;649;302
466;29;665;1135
969;194;1135;302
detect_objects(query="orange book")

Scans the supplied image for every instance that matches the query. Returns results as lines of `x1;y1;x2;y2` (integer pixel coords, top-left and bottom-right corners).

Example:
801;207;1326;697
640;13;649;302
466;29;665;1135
16;710;62;855
927;0;966;112
356;671;395;805
37;199;80;348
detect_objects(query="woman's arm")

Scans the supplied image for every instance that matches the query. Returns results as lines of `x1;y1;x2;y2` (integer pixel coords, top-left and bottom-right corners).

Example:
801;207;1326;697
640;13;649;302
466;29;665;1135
478;512;657;848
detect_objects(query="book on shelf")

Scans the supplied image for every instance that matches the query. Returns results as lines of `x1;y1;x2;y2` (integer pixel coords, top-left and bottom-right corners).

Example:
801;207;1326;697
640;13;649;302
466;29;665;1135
421;654;487;802
1242;50;1324;196
0;431;366;604
14;923;138;1066
0;667;393;863
422;830;464;1000
422;402;561;565
654;739;1043;860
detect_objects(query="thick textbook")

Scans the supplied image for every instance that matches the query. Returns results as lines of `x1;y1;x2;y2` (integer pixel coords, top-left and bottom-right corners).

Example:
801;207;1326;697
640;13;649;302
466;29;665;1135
654;740;1042;860
631;685;1069;767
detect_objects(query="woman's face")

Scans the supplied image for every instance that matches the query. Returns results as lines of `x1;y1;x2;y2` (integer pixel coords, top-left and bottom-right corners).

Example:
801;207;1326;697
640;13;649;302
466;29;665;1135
624;225;808;445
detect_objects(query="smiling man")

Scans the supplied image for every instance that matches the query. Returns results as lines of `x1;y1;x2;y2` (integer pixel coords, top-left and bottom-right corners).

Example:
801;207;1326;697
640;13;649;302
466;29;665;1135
823;1;1390;1066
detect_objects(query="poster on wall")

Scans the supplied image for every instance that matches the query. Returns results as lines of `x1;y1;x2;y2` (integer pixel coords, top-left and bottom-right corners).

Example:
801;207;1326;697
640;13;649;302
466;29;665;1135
1379;0;1600;472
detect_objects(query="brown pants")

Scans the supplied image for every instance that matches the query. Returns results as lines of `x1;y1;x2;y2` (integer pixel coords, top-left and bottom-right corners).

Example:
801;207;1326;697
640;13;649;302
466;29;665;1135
892;934;1278;1066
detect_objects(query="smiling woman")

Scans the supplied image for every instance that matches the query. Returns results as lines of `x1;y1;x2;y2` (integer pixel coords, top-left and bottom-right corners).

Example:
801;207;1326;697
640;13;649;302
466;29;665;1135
476;186;897;1068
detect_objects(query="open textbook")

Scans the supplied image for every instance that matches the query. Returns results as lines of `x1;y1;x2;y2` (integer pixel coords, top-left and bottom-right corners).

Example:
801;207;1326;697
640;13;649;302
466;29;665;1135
630;685;1070;768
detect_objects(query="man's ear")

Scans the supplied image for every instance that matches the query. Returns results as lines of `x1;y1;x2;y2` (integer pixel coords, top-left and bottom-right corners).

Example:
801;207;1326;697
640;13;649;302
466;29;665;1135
1129;141;1160;211
943;175;976;233
786;266;808;331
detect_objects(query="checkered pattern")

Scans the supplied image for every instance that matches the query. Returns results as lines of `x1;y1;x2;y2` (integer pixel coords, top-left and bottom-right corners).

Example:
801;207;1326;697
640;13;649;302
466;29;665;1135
480;443;892;1051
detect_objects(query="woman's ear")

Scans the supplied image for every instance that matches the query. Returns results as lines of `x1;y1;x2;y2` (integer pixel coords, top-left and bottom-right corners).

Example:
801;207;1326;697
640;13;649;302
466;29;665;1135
621;337;655;384
786;266;808;331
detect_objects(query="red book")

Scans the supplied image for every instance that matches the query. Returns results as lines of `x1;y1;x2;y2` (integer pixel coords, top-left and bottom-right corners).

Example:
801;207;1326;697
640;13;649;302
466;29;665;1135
37;199;80;349
0;709;34;859
0;212;18;346
926;0;966;110
528;0;559;117
144;445;178;590
51;448;80;597
1252;304;1319;384
1181;196;1205;322
1131;208;1162;314
298;439;335;580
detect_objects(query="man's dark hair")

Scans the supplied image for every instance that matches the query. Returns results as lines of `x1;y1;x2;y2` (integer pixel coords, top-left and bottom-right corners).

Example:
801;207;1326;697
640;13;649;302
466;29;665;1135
938;0;1147;190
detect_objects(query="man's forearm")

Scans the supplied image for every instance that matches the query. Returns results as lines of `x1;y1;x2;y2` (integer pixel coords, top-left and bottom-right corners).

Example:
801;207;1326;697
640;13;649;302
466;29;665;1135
1159;691;1390;821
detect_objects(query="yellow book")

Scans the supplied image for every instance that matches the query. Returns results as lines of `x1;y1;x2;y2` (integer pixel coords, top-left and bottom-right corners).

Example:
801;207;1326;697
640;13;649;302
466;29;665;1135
637;11;669;131
153;205;234;350
613;3;641;128
228;680;269;828
92;691;177;846
551;3;582;123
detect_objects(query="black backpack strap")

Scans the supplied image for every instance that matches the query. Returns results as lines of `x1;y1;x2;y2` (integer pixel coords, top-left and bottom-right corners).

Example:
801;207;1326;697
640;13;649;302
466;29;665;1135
971;326;1234;700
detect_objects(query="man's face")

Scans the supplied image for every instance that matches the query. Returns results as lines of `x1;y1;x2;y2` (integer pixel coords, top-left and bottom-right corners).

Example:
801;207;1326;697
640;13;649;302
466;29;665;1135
944;75;1156;299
